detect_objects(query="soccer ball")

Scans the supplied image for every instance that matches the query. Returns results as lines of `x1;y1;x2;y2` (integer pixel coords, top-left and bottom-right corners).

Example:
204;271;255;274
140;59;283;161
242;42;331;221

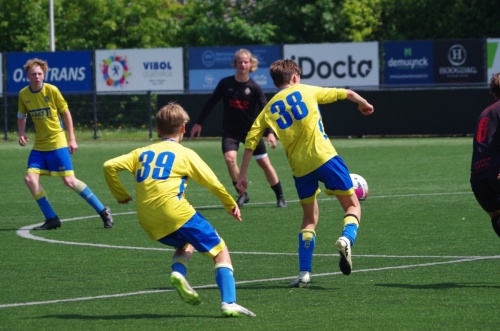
350;173;369;201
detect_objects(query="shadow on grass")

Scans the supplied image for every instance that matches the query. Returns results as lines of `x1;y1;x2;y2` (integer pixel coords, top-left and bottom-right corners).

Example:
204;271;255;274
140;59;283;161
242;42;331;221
35;313;220;320
375;282;500;290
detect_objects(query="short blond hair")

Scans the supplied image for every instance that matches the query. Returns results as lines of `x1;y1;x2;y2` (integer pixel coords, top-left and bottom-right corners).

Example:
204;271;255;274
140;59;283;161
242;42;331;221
24;58;48;74
156;102;190;135
232;49;259;73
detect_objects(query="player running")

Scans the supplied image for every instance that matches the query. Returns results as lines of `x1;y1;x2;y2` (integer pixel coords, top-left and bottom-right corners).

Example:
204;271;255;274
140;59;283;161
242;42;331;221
237;59;374;286
103;102;255;317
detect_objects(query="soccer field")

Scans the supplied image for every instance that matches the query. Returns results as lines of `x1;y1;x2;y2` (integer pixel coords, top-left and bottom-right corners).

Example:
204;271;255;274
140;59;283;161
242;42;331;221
0;137;498;331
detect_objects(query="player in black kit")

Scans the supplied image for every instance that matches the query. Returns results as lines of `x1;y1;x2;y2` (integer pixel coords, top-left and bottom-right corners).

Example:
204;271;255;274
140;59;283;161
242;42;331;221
190;49;286;208
470;72;500;237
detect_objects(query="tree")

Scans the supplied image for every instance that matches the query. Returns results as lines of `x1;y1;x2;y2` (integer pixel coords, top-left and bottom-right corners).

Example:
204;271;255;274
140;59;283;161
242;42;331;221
0;0;50;52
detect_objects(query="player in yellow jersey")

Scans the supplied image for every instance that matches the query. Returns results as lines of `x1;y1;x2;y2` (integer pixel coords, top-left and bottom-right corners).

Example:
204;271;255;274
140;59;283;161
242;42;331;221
17;58;113;230
237;59;374;287
103;102;255;317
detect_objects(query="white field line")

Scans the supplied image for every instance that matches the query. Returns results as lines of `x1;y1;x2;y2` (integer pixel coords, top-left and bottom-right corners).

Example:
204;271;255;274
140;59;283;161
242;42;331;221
6;190;493;310
1;255;498;309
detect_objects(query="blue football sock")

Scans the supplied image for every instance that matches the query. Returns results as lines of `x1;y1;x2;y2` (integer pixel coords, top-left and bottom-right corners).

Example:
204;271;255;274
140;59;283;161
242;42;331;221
298;230;316;272
77;186;105;213
342;223;358;246
36;195;57;219
171;261;187;277
215;265;236;303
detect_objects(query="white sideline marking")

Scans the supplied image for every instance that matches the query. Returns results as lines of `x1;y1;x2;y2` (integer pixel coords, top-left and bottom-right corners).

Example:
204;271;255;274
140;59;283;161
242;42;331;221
6;190;492;310
1;255;498;309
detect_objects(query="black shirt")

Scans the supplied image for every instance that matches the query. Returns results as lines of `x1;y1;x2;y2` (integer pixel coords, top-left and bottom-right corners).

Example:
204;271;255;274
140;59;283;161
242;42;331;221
196;76;267;139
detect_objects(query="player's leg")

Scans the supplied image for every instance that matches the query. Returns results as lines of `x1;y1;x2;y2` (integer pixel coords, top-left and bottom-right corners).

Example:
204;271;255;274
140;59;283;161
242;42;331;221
488;211;500;237
214;247;256;317
290;173;321;287
158;230;201;305
254;139;286;207
61;175;113;228
322;156;360;275
24;151;60;230
170;244;201;305
471;175;500;237
51;147;113;228
222;136;249;207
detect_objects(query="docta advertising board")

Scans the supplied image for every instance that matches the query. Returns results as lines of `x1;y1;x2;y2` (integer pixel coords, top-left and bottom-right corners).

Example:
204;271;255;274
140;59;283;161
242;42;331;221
8;51;92;94
188;45;281;91
283;42;379;87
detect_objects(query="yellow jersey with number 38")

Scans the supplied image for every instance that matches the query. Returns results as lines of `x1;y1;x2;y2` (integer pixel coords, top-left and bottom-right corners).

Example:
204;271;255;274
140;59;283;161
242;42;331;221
103;140;237;240
245;84;348;177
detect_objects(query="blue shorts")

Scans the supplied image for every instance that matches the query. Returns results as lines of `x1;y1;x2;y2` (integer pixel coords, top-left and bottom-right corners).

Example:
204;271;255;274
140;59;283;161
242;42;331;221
157;212;226;258
27;147;74;176
294;156;354;203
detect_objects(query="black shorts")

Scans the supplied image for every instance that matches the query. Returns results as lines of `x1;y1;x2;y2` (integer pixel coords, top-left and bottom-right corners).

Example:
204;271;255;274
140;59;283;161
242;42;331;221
470;174;500;212
221;133;267;156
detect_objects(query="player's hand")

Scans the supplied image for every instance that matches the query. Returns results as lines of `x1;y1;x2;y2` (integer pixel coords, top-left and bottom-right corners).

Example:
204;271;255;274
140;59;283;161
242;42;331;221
359;103;374;116
228;206;242;222
68;138;78;154
18;135;29;147
118;196;133;204
267;133;277;150
190;124;202;138
236;178;248;196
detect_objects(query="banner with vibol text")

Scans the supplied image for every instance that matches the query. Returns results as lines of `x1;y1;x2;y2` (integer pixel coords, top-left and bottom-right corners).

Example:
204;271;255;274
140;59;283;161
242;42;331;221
433;39;485;84
95;48;183;92
188;45;281;91
283;42;379;87
7;51;92;94
487;38;500;81
383;41;433;85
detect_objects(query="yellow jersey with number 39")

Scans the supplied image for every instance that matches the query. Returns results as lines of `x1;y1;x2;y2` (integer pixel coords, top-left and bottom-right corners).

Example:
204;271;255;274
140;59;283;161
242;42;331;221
245;84;348;177
103;140;237;240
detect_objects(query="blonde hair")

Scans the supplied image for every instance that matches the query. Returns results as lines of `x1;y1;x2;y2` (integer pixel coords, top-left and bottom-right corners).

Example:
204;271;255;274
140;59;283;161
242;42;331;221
24;58;48;74
489;72;500;99
156;102;190;135
232;49;259;73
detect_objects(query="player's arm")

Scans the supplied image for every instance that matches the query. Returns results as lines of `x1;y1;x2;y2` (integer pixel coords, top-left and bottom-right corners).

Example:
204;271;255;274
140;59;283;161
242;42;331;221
187;151;242;221
190;82;224;138
17;114;29;146
237;118;265;193
60;110;78;154
103;154;135;204
345;89;374;116
236;148;253;195
17;97;29;146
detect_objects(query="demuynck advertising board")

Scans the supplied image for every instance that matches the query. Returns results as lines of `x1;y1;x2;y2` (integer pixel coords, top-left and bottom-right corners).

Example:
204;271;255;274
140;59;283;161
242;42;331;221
487;38;500;81
7;51;92;94
383;40;433;85
95;48;183;92
283;42;379;87
188;45;281;91
433;39;485;84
